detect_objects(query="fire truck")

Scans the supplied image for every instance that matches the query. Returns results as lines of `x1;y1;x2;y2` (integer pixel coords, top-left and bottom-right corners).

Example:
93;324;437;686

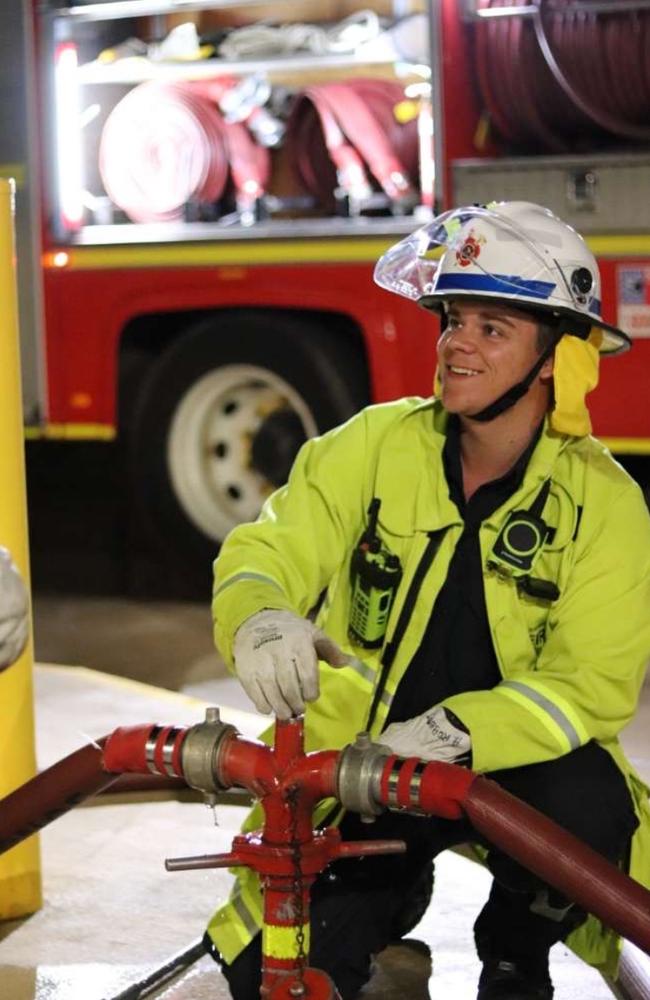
5;0;650;579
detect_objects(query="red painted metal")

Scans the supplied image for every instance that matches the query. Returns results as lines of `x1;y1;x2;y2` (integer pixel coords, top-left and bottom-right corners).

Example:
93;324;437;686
588;259;650;439
40;260;436;428
267;967;340;1000
38;215;649;442
40;246;650;443
214;719;405;997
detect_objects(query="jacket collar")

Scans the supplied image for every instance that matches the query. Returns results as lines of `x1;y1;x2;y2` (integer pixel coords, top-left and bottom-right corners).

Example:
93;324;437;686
375;398;569;536
375;399;460;536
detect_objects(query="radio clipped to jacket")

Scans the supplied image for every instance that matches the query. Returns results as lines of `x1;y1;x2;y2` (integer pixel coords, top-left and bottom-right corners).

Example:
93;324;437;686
349;498;402;649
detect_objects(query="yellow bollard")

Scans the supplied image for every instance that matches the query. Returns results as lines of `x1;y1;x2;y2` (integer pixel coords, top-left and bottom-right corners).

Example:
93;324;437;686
0;178;41;917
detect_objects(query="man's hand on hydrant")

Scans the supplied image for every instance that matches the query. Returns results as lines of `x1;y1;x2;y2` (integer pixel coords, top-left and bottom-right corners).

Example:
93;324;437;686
234;609;352;719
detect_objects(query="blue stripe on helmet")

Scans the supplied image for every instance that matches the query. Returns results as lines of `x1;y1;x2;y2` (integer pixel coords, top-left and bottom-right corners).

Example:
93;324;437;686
434;272;556;300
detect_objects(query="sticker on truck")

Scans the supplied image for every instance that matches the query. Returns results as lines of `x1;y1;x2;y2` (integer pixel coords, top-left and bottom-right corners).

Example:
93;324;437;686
618;265;650;338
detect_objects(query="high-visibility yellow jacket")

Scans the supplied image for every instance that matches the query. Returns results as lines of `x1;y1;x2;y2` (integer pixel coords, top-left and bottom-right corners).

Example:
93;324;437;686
207;398;650;976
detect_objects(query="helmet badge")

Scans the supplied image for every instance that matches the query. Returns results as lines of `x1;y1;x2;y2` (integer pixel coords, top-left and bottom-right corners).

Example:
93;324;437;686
455;230;486;268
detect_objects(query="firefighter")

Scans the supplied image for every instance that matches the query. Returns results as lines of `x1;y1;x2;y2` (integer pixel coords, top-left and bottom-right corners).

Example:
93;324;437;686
0;545;29;671
204;201;650;1000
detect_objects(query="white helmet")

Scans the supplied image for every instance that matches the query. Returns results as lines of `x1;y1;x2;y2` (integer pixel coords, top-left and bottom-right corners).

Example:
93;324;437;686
374;200;630;355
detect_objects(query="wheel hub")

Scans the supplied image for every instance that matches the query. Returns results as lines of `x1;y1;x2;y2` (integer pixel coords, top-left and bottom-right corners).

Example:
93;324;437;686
167;364;318;541
250;407;308;487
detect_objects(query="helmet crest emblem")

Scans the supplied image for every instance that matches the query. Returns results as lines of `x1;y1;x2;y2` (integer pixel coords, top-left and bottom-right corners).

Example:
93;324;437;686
456;231;485;268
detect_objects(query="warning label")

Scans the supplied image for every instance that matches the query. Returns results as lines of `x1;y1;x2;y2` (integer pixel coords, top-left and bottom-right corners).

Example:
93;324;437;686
618;265;650;338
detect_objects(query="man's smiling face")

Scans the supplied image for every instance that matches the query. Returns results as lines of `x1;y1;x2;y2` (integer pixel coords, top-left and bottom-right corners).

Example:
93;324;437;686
436;299;552;418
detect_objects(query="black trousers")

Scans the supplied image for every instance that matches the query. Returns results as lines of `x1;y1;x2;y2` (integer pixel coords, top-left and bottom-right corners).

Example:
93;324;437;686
211;742;638;1000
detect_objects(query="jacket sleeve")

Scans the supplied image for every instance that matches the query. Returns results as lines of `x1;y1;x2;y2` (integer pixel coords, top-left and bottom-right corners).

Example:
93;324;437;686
441;482;650;773
211;409;372;669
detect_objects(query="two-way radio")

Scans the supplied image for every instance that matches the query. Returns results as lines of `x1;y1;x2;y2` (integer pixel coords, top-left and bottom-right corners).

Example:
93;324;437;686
348;498;402;649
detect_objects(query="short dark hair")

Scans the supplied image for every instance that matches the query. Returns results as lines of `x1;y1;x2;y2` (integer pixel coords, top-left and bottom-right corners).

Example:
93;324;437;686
536;319;559;355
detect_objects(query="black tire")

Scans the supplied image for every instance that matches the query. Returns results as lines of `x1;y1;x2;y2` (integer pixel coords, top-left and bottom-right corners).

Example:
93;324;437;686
127;310;369;583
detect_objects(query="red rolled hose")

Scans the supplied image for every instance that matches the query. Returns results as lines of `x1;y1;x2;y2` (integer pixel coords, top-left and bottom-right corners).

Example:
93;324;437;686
286;78;419;210
99;81;231;222
473;0;650;151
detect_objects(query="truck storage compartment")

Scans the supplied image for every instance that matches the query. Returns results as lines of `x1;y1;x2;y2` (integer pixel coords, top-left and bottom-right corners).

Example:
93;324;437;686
47;1;432;241
453;153;650;235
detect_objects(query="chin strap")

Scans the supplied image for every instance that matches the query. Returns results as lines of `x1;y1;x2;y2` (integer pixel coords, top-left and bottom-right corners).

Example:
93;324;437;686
469;335;561;423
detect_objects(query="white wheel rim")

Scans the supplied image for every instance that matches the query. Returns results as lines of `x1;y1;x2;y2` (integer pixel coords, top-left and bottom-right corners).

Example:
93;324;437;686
167;363;318;540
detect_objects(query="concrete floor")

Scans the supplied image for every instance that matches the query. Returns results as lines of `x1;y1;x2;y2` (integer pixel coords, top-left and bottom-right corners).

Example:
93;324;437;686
0;595;649;998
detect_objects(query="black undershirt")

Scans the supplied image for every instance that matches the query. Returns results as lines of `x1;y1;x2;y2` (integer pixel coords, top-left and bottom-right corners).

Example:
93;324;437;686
384;416;542;726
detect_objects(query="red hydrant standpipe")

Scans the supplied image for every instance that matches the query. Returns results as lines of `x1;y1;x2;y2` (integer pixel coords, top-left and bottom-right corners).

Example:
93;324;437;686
2;709;650;999
142;714;406;1000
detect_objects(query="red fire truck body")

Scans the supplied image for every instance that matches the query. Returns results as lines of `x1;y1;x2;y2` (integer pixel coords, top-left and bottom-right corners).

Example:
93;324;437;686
6;0;650;570
42;249;435;431
41;246;650;441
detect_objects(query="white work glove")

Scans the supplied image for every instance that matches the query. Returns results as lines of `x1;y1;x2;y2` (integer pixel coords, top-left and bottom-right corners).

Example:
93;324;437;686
0;546;29;671
380;705;471;766
233;609;351;720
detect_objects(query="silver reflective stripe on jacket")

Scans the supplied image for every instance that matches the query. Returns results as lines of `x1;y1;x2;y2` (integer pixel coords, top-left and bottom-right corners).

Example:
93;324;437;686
500;680;582;750
348;656;391;705
214;572;285;599
232;890;260;938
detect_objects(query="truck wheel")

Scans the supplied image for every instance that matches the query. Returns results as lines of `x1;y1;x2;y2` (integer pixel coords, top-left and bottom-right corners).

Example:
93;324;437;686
128;311;369;577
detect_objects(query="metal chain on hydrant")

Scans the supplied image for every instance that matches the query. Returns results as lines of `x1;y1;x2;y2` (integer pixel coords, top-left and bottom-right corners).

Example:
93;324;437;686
287;784;307;989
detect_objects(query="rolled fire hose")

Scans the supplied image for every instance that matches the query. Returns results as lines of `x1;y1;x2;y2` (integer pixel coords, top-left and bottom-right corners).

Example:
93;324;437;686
99;80;269;222
286;78;419;211
473;0;650;151
190;77;271;209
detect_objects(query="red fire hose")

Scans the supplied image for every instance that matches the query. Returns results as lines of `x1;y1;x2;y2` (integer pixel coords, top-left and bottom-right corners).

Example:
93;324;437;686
473;0;650;151
99;79;269;222
1;711;649;999
285;78;419;213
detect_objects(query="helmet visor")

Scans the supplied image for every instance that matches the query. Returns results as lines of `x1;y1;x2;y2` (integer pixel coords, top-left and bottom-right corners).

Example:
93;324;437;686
373;207;468;302
374;204;630;355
